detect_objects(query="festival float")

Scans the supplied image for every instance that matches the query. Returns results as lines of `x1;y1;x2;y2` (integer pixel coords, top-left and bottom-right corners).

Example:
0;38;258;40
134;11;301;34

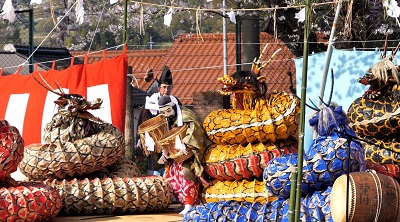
182;45;397;221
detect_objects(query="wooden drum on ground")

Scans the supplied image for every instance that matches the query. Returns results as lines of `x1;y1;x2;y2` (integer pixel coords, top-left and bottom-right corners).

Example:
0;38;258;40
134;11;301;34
138;115;168;154
331;170;400;222
158;124;193;163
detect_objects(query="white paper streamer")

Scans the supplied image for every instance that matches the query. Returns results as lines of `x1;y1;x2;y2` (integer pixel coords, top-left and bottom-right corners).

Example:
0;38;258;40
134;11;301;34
295;8;305;23
30;0;42;4
174;134;187;155
157;148;170;164
227;9;236;24
144;131;155;152
145;93;160;115
136;138;142;148
164;8;173;26
1;0;16;23
76;0;85;25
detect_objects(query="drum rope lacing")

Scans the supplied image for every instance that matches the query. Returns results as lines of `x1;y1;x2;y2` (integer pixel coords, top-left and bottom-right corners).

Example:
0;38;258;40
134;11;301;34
349;176;356;222
370;170;382;222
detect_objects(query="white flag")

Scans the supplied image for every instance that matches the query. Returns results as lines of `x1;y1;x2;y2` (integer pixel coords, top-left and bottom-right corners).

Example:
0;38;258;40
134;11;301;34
1;0;16;23
164;8;173;26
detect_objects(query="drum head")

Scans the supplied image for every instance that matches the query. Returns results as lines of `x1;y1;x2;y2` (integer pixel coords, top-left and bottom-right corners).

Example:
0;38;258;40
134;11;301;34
331;174;354;222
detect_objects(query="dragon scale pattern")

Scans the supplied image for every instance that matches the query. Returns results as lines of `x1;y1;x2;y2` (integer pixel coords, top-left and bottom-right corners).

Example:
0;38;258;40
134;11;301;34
44;176;173;215
15;87;173;216
203;92;299;145
204;138;298;181
202;179;276;204
0;120;63;221
19;123;125;180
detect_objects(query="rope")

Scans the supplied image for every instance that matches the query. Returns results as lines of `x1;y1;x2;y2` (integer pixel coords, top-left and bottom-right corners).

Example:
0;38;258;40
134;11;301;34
370;170;382;222
195;7;204;42
273;9;277;42
128;0;338;12
139;1;145;35
87;3;107;54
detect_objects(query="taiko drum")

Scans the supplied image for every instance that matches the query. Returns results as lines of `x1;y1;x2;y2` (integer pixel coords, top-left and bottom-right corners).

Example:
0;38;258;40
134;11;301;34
331;170;400;222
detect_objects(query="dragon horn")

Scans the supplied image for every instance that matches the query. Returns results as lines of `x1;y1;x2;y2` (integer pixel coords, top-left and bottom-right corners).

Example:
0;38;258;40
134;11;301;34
383;33;389;59
393;42;400;57
308;98;320;111
318;96;330;107
327;68;334;106
251;44;268;75
251;57;257;73
31;74;63;96
261;48;282;69
257;43;269;64
54;82;65;95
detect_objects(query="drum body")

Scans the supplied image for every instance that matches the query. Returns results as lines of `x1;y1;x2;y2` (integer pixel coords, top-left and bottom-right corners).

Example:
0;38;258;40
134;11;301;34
138;115;168;154
331;171;400;222
158;124;193;162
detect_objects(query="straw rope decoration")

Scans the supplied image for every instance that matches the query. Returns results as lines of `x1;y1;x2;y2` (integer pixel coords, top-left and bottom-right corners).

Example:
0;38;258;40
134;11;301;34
128;0;339;13
17;75;173;215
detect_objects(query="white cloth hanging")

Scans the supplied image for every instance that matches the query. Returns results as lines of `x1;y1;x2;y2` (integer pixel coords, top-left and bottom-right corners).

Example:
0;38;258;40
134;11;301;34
164;8;173;26
295;8;305;23
30;0;42;4
76;0;85;25
1;0;16;23
227;9;236;24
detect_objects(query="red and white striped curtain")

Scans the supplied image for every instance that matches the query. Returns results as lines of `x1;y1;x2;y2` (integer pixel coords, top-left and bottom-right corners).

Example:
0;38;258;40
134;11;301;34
0;51;127;146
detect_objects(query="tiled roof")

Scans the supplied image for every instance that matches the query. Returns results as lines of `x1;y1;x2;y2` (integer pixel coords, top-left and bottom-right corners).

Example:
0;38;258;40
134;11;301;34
70;49;169;92
153;33;238;105
0;52;46;75
130;87;148;107
71;32;296;106
14;45;83;71
155;32;296;105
